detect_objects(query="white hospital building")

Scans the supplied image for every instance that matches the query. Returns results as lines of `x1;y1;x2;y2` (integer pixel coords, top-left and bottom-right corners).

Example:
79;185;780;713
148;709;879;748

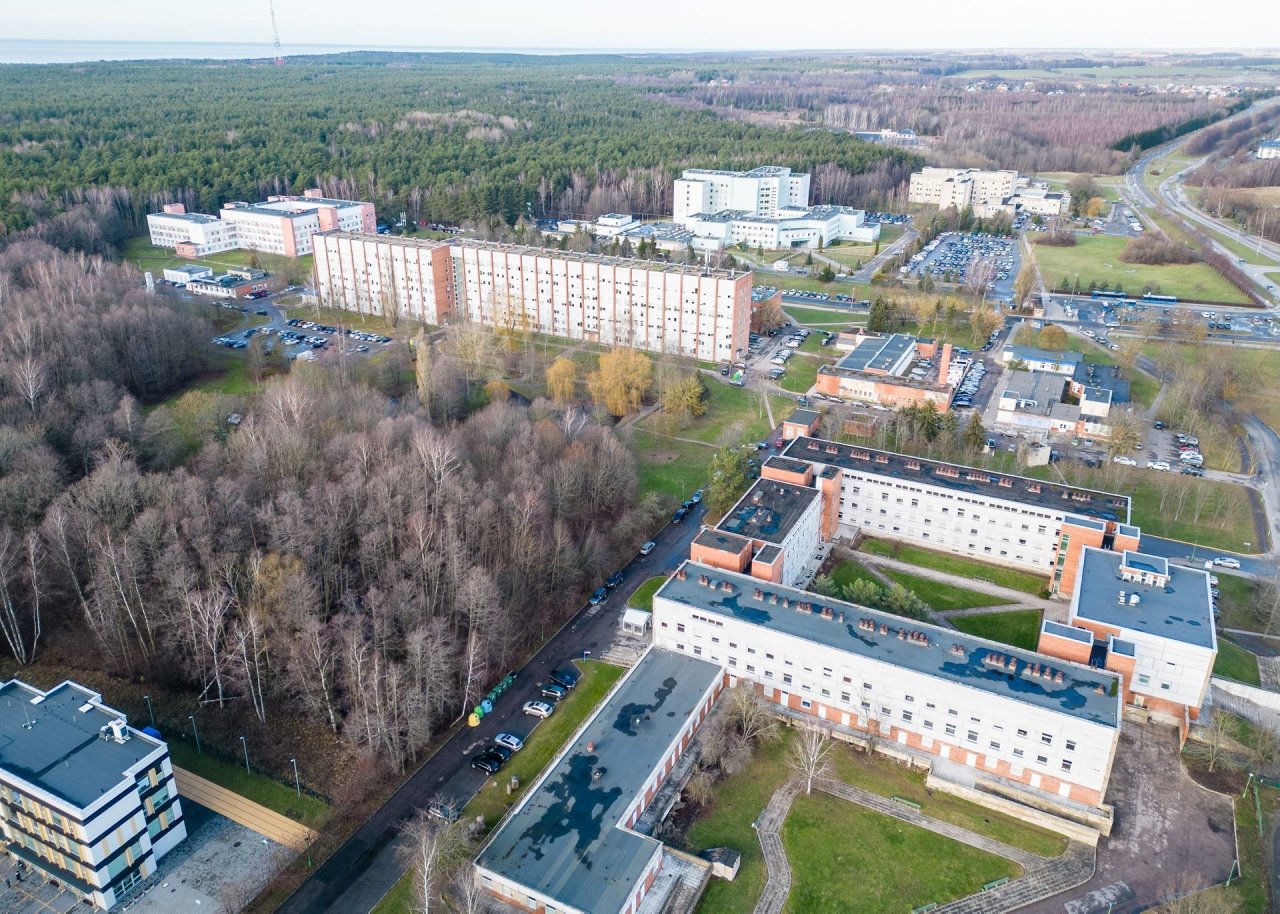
312;233;752;362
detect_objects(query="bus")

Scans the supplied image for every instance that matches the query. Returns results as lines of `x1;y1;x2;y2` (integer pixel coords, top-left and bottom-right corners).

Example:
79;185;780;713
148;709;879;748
1090;290;1125;300
1141;293;1178;304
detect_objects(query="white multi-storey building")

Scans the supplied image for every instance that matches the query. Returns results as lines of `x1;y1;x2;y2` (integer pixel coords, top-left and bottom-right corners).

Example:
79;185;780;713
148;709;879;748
653;563;1123;807
908;167;1021;210
0;680;186;910
312;233;753;362
673;166;811;223
145;208;238;258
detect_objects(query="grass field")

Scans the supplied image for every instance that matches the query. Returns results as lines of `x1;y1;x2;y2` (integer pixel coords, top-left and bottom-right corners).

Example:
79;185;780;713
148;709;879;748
859;538;1048;596
783;304;863;327
464;660;627;829
638;382;792;447
1126;475;1259;553
1034;172;1125;203
628;576;666;611
1214;573;1262;633
819;244;878;269
628;429;715;505
1214;639;1262;686
120;235;315;284
783;792;1020;914
884;571;1010;611
951;610;1045;652
776;354;826;394
1032;233;1248;304
168;739;328;826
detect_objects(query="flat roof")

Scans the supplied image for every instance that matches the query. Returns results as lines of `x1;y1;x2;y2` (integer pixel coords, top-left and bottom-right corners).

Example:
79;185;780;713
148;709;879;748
786;409;821;427
476;649;722;913
755;544;783;565
149;211;221;224
1074;548;1214;649
659;563;1120;727
782;436;1130;523
837;333;916;374
1004;346;1084;367
717;478;820;545
0;681;164;809
167;264;212;276
763;455;812;476
1000;370;1065;406
1043;620;1093;644
693;528;752;553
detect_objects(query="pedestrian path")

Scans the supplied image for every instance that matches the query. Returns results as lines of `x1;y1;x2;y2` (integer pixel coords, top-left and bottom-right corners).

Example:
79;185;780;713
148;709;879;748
751;773;1094;914
857;552;1066;621
173;767;317;851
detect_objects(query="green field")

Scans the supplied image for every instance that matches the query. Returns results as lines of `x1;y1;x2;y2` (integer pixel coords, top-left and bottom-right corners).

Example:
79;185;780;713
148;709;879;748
1215;573;1264;633
858;538;1048;596
783;793;1020;914
628;429;715;505
1034;172;1125;203
120;235;315;284
628;576;666;611
783;304;863;327
1214;639;1261;686
1126;476;1259;553
464;660;627;829
951;610;1045;652
639;382;792;447
776;354;826;394
884;571;1010;612
1032;233;1248;304
168;739;329;826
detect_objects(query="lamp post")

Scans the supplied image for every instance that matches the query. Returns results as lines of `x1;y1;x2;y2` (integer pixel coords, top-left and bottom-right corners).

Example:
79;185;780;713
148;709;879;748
240;736;250;776
290;758;301;797
189;716;201;754
143;694;155;730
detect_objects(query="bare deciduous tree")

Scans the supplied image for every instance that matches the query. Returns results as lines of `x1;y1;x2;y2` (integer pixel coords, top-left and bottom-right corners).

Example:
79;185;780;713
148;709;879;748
398;810;470;914
789;723;835;795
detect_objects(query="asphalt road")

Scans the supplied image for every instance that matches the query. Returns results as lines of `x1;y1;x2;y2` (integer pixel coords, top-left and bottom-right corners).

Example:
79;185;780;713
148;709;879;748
276;503;709;914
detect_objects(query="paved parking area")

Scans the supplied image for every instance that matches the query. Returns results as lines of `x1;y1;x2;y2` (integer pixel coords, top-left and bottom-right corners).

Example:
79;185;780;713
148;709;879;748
1023;722;1235;914
0;857;83;914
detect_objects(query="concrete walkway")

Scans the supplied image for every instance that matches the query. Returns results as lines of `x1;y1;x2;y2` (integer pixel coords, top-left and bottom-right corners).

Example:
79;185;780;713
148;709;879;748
752;780;800;914
856;552;1067;622
173;767;317;851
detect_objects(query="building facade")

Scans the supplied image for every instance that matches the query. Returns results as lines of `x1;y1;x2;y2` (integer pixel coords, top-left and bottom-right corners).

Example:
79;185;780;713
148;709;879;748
814;332;956;412
653;563;1122;807
0;681;186;910
145;207;238;258
313;233;753;362
673;166;811;223
908;167;1021;210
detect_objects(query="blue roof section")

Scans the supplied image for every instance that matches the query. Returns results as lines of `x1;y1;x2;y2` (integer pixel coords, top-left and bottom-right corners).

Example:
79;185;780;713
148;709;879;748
718;478;819;546
659;562;1120;727
837;333;915;374
1043;621;1093;644
1005;346;1084;367
1121;552;1168;577
1075;548;1214;649
0;681;165;809
477;650;722;914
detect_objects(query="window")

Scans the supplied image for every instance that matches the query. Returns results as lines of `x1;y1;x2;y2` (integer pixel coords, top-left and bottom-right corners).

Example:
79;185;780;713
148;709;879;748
881;706;892;716
729;642;738;649
821;688;831;698
1138;674;1151;685
676;623;685;633
747;647;757;655
1016;728;1028;738
948;708;958;717
693;646;702;656
966;730;978;743
766;652;774;660
989;741;1000;750
1061;760;1073;772
711;636;720;644
1065;740;1076;752
800;699;812;709
1036;755;1049;765
861;700;872;710
924;720;934;730
1041;733;1053;745
904;694;915;703
1013;748;1024;758
1161;682;1172;691
746;664;755;673
945;723;957;736
763;670;773;679
863;682;873;691
728;657;737;668
783;673;793;685
840;691;850;703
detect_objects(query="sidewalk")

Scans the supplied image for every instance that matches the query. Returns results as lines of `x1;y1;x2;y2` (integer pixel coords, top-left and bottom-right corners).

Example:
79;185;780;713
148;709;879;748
855;552;1067;622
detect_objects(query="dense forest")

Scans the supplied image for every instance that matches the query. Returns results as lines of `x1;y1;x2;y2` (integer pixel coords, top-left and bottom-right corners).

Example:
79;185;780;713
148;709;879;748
0;227;655;776
0;54;919;235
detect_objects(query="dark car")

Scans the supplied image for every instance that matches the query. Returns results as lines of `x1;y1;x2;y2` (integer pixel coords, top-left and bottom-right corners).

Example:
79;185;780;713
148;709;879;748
471;750;505;774
540;683;568;702
487;744;514;762
549;667;581;690
605;571;624;589
672;507;689;524
589;587;608;605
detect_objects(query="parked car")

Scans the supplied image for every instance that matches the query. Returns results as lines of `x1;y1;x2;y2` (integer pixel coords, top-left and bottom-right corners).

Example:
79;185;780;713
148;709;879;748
471;750;506;774
539;683;568;701
523;700;554;719
549;667;581;690
589;587;608;605
605;571;625;589
426;801;459;823
487;744;514;762
1145;461;1171;472
495;732;525;753
1112;456;1138;466
1213;557;1242;569
691;489;703;504
639;541;657;556
672;507;689;524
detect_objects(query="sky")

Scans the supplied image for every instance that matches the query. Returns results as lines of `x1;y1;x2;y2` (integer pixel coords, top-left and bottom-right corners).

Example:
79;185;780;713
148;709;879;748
6;0;1278;52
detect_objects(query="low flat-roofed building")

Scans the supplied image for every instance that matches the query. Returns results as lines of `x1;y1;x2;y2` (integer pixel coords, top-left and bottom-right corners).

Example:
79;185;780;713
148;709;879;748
781;408;822;440
474;648;724;914
1257;139;1280;160
815;332;955;411
1040;548;1216;729
713;478;824;585
0;680;186;909
1002;346;1084;375
654;562;1122;808
162;264;214;285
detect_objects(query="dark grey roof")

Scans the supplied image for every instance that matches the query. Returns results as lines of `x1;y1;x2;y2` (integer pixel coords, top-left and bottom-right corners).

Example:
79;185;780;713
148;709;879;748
754;544;783;565
717;478;820;545
837;333;915;374
786;409;821;427
782;437;1130;523
1072;363;1129;403
0;681;165;810
693;528;752;553
476;650;722;914
659;563;1120;727
1074;548;1214;649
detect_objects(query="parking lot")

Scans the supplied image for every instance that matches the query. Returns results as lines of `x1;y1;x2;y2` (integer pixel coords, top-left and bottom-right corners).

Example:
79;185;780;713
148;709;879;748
907;231;1021;303
1049;294;1279;343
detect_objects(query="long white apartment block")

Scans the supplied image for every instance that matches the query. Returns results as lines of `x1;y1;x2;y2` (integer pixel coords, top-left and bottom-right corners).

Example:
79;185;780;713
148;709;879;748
312;232;753;362
653;563;1122;807
0;680;186;910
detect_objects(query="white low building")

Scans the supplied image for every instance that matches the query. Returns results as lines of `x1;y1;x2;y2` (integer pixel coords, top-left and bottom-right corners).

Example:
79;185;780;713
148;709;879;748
1257;139;1280;160
684;205;880;251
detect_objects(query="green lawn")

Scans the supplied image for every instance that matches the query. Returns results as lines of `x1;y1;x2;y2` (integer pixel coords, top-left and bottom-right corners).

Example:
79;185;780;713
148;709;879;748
818;244;878;269
465;660;627;830
830;558;884;591
168;739;328;826
370;872;415;914
1032;233;1248;304
120;235;315;283
776;354;826;394
628;576;666;611
1215;573;1263;633
951;610;1045;652
628;429;715;505
1214;639;1261;686
638;382;793;448
783;304;864;328
883;571;1010;612
858;538;1048;596
783;792;1020;914
1127;476;1259;552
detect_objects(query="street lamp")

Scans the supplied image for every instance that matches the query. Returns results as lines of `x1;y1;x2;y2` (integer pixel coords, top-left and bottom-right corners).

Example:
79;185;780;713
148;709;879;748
582;649;591;662
240;736;250;776
290;758;301;797
143;695;155;730
189;716;201;754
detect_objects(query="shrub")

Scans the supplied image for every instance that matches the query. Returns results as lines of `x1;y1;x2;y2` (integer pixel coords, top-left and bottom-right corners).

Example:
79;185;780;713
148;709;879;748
1120;235;1198;265
1034;231;1078;247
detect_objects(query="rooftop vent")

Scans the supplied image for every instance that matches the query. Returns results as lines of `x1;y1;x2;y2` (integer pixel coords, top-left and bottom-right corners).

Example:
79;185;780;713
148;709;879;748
676;568;687;581
950;644;965;657
1118;590;1127;605
754;587;764;600
1129;593;1141;606
720;581;735;594
100;719;130;744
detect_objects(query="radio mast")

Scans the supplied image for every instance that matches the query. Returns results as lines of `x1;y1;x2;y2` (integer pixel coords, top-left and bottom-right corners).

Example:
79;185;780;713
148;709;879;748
268;0;284;65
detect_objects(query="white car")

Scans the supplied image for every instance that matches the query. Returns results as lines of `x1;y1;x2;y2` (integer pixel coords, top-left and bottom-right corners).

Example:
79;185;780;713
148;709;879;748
495;732;525;752
1112;456;1138;466
1145;461;1171;472
639;541;657;556
523;701;554;719
1213;557;1242;569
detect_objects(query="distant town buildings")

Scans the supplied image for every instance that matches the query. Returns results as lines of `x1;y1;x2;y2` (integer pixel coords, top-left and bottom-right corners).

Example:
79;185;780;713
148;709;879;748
0;680;186;910
312;233;752;362
672;166;881;250
907;167;1069;218
1258;139;1280;160
147;191;376;259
